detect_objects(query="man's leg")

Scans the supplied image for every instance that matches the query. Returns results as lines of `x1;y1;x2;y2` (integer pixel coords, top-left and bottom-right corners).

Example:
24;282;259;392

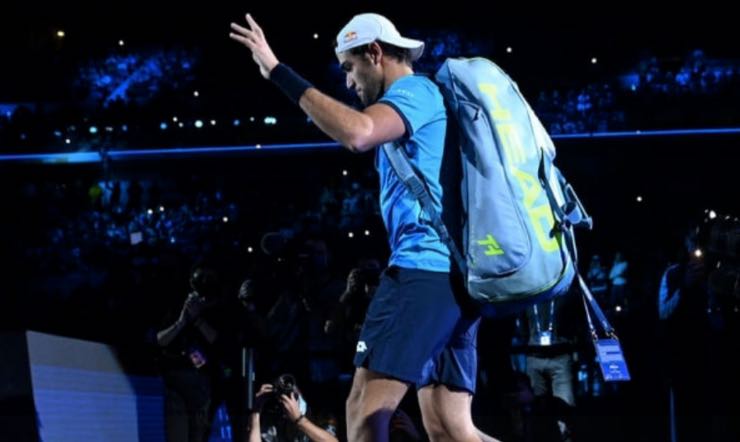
525;356;549;398
164;385;188;442
548;354;575;441
348;268;461;441
163;368;211;442
346;367;409;442
418;385;500;442
549;354;575;407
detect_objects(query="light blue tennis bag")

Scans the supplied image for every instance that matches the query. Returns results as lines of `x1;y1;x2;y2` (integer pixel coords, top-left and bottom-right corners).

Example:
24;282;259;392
383;58;592;316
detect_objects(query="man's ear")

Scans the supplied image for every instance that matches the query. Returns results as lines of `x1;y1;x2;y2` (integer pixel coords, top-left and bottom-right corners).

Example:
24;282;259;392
368;41;383;65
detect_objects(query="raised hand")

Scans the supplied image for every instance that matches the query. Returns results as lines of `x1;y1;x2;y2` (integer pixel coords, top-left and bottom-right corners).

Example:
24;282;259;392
229;13;279;79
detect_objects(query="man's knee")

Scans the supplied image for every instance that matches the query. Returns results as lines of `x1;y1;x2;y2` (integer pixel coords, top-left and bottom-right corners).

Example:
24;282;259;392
442;421;479;441
423;411;477;442
419;393;456;441
345;388;361;422
346;368;368;408
419;385;479;441
421;414;446;441
418;399;439;434
346;368;409;439
345;372;364;425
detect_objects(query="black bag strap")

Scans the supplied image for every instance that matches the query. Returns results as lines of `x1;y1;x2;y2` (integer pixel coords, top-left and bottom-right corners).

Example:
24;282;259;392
381;142;467;275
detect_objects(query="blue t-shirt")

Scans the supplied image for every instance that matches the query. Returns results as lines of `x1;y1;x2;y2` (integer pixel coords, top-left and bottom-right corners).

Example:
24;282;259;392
376;74;451;272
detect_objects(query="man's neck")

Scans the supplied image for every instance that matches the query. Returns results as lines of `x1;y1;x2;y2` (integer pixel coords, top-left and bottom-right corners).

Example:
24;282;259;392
384;63;414;90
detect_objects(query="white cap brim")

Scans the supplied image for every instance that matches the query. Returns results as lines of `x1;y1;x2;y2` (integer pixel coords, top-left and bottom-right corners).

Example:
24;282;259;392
336;35;424;61
335;13;425;61
382;35;425;61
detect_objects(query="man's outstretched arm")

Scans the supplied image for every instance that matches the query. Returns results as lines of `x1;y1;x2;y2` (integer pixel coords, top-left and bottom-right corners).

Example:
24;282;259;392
229;14;404;152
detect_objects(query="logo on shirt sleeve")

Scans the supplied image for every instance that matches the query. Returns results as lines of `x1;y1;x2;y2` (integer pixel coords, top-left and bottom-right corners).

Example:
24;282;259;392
394;89;415;98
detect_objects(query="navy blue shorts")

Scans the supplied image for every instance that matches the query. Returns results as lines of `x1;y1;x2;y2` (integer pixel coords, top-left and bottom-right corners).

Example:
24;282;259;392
353;266;480;393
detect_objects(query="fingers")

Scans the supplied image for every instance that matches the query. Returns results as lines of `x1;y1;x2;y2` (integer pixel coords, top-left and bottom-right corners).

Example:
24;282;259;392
279;394;299;418
230;22;259;41
278;395;290;411
245;13;264;38
229;22;249;35
229;23;258;43
279;394;298;408
229;32;255;49
256;384;273;396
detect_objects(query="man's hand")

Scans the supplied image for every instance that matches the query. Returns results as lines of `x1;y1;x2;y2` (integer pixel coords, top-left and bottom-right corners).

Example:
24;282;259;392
684;258;706;289
279;393;302;422
178;293;202;323
229;14;279;79
184;293;206;320
252;384;274;412
345;268;363;296
323;319;336;335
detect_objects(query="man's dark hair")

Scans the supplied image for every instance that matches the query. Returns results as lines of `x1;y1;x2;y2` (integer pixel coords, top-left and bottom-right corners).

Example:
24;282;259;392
333;40;413;65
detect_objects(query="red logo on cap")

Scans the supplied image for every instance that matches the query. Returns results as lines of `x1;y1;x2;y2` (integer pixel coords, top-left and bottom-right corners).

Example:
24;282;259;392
343;31;358;43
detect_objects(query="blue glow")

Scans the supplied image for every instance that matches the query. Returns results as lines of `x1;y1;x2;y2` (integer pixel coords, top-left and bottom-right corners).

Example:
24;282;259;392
431;42;446;57
551;127;740;139
0;103;18;117
89;126;98;134
619;73;640;90
0;151;101;164
78;50;197;109
160;122;168;130
31;363;164;442
108;142;339;158
194;120;204;129
0;142;338;163
1;128;739;163
233;119;241;127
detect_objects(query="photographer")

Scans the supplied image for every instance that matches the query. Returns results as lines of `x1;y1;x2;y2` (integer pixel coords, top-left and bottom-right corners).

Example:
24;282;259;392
248;375;338;442
659;217;740;441
515;287;582;442
324;263;380;373
156;265;250;442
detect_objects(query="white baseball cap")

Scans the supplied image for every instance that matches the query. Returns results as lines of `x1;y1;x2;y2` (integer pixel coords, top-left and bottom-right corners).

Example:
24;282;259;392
335;13;425;61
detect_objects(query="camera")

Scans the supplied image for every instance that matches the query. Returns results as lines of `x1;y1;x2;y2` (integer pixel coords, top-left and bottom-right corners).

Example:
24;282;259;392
189;266;220;300
262;374;299;416
272;373;298;399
